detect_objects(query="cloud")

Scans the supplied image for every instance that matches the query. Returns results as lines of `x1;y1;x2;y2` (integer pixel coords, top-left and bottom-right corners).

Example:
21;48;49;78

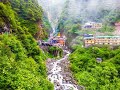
38;0;119;28
65;0;119;22
38;0;66;31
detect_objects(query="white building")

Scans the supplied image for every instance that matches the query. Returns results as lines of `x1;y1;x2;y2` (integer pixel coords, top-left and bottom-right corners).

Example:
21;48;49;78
83;22;102;29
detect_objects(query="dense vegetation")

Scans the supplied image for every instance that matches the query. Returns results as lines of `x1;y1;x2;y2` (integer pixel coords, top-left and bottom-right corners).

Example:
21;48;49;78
10;0;51;39
48;46;63;58
0;1;53;90
69;46;120;90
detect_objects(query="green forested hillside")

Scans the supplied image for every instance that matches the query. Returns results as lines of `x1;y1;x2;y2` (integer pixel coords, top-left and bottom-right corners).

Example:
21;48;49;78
10;0;51;39
69;46;120;90
0;1;53;90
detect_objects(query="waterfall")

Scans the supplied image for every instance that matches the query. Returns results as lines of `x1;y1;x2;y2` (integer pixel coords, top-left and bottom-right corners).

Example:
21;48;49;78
38;0;66;35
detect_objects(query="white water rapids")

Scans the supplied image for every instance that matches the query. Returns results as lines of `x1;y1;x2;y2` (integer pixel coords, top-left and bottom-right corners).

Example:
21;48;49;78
46;50;81;90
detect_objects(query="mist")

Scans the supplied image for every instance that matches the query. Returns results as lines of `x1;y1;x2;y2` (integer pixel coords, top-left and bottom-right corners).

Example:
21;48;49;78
66;0;120;22
38;0;120;29
38;0;66;33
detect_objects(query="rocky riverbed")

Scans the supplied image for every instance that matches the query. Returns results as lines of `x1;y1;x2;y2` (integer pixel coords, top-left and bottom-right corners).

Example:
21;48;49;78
46;50;83;90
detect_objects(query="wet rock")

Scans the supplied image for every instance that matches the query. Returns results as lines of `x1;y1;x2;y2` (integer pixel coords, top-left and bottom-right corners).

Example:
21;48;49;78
46;50;82;90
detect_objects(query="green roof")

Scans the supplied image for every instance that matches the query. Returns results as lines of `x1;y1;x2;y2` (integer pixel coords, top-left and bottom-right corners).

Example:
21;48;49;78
96;36;120;38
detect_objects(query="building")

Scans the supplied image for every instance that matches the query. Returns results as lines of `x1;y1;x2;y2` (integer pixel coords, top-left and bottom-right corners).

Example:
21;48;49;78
84;35;120;47
84;22;93;28
50;32;66;47
95;36;120;45
92;23;102;29
58;38;65;46
83;34;93;37
96;58;102;63
114;22;120;35
84;36;95;47
83;22;102;29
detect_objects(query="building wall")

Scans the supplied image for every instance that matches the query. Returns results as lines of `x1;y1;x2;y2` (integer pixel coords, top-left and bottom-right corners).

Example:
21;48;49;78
92;23;102;29
84;37;120;47
85;39;94;44
58;39;65;46
84;22;102;29
84;39;95;47
95;38;120;45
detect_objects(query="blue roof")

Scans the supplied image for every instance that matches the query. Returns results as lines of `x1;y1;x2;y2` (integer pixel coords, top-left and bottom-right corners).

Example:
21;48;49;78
84;37;94;39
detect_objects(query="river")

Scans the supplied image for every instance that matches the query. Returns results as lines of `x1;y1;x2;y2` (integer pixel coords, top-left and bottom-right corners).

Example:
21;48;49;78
46;50;82;90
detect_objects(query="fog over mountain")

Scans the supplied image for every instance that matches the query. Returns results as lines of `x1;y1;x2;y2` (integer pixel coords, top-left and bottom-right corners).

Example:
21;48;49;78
38;0;120;29
38;0;66;33
66;0;120;22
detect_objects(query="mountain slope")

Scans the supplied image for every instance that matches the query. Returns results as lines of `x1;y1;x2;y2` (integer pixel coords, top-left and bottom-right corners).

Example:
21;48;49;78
0;1;53;90
69;46;120;90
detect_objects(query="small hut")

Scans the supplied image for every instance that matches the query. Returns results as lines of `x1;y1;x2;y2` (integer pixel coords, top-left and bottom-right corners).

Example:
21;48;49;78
96;58;102;63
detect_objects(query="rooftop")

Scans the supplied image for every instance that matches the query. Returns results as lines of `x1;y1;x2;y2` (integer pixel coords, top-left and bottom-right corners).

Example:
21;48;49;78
96;36;120;38
84;36;120;39
84;37;94;39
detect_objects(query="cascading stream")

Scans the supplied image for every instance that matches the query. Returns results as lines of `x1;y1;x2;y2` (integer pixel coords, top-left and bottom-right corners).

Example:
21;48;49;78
46;50;81;90
38;0;83;89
